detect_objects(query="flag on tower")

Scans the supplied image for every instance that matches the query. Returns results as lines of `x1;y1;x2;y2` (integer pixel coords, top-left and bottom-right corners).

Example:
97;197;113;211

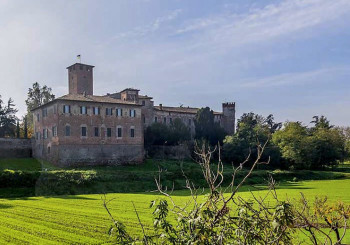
77;55;81;63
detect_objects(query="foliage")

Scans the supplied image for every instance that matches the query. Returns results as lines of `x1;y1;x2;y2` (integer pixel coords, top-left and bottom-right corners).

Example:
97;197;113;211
223;113;281;167
144;119;191;146
105;143;350;244
273;120;346;169
24;82;55;137
0;96;18;137
194;107;226;145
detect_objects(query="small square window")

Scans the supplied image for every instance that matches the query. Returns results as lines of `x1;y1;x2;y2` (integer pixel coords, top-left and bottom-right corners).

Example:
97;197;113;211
63;105;71;114
116;108;123;117
129;109;136;117
106;108;112;116
93;107;100;115
80;106;87;115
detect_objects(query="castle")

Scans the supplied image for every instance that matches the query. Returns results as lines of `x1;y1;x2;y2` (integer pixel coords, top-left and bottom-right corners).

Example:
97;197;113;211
32;63;235;166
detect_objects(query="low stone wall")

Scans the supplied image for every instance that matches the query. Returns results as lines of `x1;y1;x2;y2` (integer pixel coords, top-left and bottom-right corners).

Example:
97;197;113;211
146;144;192;160
0;138;32;158
34;143;145;167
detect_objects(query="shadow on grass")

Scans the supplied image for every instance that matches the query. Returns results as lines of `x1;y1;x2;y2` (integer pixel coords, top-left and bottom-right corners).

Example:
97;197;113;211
139;181;314;197
0;203;13;209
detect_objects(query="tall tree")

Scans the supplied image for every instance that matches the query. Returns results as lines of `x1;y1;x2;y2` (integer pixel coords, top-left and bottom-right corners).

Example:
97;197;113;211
25;82;55;137
310;115;333;130
194;107;226;145
0;96;18;137
223;112;281;166
16;121;20;138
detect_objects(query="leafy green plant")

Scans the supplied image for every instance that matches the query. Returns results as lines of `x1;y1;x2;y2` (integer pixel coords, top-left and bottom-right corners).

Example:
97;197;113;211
104;141;349;244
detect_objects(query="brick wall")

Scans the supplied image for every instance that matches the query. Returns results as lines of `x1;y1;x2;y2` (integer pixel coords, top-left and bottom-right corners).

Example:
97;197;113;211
0;138;32;158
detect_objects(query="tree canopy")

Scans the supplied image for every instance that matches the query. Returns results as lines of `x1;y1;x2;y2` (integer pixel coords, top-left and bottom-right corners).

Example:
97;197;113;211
194;107;226;145
0;96;18;137
24;82;55;138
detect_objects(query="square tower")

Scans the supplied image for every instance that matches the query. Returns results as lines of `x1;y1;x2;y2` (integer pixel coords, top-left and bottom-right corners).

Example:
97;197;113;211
67;63;94;95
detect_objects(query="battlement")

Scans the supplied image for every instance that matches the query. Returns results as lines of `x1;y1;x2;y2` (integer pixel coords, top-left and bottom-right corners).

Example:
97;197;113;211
222;102;235;107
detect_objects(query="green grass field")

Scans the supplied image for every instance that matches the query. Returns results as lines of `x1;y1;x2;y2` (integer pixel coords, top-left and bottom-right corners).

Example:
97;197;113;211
0;178;349;244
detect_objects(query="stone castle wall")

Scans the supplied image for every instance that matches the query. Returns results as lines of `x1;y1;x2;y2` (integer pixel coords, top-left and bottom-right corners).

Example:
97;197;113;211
0;138;32;158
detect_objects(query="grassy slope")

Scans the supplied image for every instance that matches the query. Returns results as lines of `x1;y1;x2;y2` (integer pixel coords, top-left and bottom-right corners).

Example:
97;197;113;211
0;179;349;244
0;158;348;197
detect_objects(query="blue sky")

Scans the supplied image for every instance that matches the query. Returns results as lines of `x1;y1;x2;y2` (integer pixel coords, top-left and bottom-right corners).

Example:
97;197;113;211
1;0;350;126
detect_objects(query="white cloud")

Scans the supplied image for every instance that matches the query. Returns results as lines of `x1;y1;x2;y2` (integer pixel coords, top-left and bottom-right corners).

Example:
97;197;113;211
239;66;350;88
175;0;350;49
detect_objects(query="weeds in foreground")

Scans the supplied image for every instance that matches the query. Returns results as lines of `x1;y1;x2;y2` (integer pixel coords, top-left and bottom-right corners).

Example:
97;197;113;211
104;141;350;244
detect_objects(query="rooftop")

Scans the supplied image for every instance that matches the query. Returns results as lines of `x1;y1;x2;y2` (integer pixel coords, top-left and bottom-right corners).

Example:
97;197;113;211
66;63;95;69
32;93;140;111
154;105;222;115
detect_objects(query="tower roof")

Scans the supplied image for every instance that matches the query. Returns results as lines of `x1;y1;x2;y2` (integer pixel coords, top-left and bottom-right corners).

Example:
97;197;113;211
66;63;95;69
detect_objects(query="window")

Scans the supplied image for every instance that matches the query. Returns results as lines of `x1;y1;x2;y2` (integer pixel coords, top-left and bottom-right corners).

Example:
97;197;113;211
43;129;48;139
63;105;71;114
169;118;173;124
93;107;100;115
142;100;145;106
52;126;57;137
42;108;47;117
80;106;87;115
163;117;166;124
117;126;122;138
107;128;112;137
116;108;123;117
36;132;40;140
129;109;136;117
130;128;135;138
80;65;83;70
65;125;71;136
94;127;99;137
106;108;113;116
81;126;87;137
188;119;192;126
47;146;51;154
143;116;146;124
154;117;158;123
37;114;40;122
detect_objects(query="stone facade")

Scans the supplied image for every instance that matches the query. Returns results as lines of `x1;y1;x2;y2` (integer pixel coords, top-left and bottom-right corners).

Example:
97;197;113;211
32;62;235;166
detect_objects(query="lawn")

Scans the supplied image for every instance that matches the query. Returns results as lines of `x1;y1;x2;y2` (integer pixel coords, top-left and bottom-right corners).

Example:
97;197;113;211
0;178;349;244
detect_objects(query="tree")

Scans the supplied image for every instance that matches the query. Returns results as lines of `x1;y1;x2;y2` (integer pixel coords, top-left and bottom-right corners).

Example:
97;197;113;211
144;119;191;147
194;107;226;145
273;119;345;170
308;127;345;169
310;115;333;130
25;82;55;137
223;112;281;167
272;121;310;169
16;121;20;138
23;117;28;139
0;96;18;137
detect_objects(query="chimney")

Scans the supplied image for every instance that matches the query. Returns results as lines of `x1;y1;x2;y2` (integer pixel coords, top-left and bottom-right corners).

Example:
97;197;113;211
159;104;163;110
